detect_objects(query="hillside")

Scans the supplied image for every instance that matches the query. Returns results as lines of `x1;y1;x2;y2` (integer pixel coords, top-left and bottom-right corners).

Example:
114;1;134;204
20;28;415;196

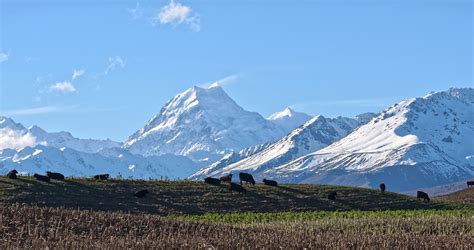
0;176;467;215
437;187;474;205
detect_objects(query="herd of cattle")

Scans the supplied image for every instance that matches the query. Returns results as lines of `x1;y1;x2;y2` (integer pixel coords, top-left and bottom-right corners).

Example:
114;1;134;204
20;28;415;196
5;169;474;202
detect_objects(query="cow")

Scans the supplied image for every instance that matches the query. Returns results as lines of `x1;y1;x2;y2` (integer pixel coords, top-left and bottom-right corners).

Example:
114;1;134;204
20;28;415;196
46;171;65;181
328;191;338;200
239;173;255;186
229;183;247;194
467;181;474;188
263;179;278;187
6;170;18;180
134;189;149;198
94;174;110;181
33;173;50;182
379;183;386;193
417;191;430;203
204;177;221;186
219;174;233;182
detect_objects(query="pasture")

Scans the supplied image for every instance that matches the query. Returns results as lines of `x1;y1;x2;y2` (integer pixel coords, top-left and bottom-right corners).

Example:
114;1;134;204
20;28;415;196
0;176;473;248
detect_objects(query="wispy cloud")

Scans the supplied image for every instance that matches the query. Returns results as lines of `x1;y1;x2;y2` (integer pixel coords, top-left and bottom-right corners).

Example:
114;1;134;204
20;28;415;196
203;74;241;88
49;81;76;93
0;52;9;63
152;0;201;32
72;69;86;80
1;105;78;116
127;2;143;19
0;129;37;150
104;56;125;75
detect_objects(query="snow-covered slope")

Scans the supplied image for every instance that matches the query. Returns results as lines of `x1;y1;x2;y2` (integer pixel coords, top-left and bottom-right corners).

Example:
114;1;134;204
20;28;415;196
268;107;312;133
0;116;121;153
191;113;376;180
0;144;199;179
263;88;474;192
125;85;287;163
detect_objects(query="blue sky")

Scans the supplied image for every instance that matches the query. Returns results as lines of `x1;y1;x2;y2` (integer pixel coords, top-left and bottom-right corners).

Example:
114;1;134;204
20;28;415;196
0;0;472;141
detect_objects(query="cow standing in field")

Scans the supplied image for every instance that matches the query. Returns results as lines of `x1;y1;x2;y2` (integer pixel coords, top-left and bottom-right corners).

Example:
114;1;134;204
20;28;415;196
34;173;50;182
467;181;474;188
6;170;18;179
134;189;149;198
379;183;386;193
239;173;255;186
204;177;221;186
219;174;232;182
328;191;338;200
417;191;430;202
46;171;65;181
94;174;110;181
263;179;278;187
229;183;247;194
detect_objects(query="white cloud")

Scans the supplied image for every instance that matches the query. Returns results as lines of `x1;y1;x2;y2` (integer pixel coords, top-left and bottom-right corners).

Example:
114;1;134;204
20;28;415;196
104;56;125;75
0;52;9;63
49;81;76;93
0;128;37;150
127;2;143;19
152;0;201;32
2;106;77;116
204;74;240;88
72;69;86;80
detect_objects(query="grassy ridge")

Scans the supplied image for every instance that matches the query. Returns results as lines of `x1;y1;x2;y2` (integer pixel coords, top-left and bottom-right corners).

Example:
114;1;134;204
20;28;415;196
0;176;470;214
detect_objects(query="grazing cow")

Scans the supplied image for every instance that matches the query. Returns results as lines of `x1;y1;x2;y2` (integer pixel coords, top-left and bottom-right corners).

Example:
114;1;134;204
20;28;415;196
219;174;233;182
239;173;255;186
33;173;50;182
134;189;149;198
417;191;430;202
6;170;18;180
328;191;338;200
263;179;278;187
204;177;221;186
94;174;110;181
46;171;65;181
379;183;386;193
467;181;474;188
229;183;247;194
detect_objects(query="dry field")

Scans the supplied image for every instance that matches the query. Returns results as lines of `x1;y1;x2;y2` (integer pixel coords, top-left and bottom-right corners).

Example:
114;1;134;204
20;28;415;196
0;177;473;248
1;204;473;248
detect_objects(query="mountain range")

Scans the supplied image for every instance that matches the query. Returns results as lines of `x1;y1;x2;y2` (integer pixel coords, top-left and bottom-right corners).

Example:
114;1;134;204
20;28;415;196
1;85;473;192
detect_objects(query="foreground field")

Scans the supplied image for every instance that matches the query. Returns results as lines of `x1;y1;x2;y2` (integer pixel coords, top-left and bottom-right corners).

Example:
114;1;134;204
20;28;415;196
0;176;470;214
1;204;472;248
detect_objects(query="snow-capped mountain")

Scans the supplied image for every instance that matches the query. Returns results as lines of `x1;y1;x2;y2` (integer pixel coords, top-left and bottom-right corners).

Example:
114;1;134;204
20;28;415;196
261;88;474;192
0;144;199;179
0;116;120;153
125;84;287;163
268;107;312;133
191;113;376;180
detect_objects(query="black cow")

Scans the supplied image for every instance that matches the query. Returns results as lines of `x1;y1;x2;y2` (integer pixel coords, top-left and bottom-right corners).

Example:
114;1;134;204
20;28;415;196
34;173;50;182
467;181;474;188
239;173;255;186
134;189;149;198
229;183;247;194
379;183;386;193
328;191;338;200
46;171;65;181
417;191;430;202
220;174;233;182
94;174;110;181
263;179;278;187
204;177;221;186
6;170;18;179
